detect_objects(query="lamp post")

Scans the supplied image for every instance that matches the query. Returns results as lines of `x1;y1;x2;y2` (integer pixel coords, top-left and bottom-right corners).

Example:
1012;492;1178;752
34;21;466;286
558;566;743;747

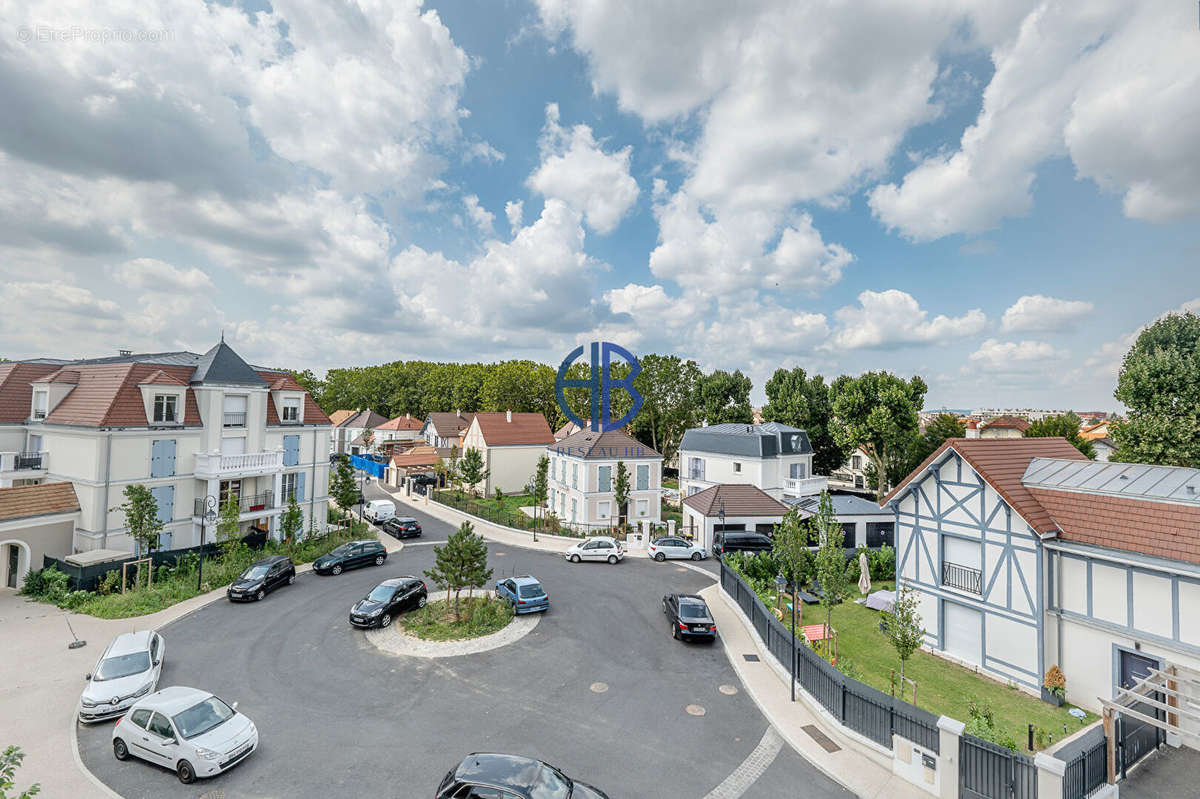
197;495;218;592
716;497;725;552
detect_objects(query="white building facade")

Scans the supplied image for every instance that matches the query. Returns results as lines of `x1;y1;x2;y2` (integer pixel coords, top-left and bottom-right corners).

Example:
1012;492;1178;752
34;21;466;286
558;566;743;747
678;422;824;501
547;429;662;528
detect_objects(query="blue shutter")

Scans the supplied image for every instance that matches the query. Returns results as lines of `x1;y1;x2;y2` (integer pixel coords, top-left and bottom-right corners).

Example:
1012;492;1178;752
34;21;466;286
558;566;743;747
150;440;162;478
296;472;306;502
164;440;176;476
637;464;649;490
283;435;300;467
150;485;174;525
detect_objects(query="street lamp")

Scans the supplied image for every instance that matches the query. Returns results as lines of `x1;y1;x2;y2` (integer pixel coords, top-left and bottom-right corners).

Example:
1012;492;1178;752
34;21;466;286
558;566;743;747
197;495;218;592
716;497;725;550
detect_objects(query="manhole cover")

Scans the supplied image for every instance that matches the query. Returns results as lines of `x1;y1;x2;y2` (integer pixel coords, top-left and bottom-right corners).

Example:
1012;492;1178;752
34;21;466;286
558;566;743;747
676;567;688;572
685;704;706;716
590;682;609;693
719;684;739;695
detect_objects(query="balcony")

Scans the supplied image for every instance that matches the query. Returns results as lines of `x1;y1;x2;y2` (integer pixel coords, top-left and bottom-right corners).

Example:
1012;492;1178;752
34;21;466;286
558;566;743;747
0;451;48;473
195;450;283;479
223;411;247;428
942;561;983;594
195;491;275;517
783;475;828;497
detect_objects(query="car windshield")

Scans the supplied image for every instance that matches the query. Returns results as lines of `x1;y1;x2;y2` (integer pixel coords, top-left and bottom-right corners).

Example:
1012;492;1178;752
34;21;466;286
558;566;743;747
329;544;353;557
172;697;235;740
368;585;395;602
94;652;151;681
518;584;545;599
530;764;572;799
240;564;269;580
679;604;708;619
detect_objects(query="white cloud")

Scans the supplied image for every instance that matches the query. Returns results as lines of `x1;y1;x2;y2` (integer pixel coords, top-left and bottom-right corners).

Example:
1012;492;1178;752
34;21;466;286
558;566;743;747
110;259;213;292
829;289;986;350
968;338;1062;371
505;200;524;231
462;195;495;234
1001;294;1093;333
526;103;639;234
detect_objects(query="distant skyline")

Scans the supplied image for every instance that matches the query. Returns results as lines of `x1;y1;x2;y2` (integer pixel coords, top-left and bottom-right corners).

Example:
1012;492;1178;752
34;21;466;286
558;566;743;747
1;0;1197;411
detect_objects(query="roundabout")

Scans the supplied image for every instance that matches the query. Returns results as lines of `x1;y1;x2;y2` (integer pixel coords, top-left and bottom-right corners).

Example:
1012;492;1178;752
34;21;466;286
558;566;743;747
74;500;852;799
366;592;542;659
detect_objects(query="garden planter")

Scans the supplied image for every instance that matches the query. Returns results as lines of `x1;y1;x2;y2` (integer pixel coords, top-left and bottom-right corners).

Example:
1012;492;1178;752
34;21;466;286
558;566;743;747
1041;687;1064;707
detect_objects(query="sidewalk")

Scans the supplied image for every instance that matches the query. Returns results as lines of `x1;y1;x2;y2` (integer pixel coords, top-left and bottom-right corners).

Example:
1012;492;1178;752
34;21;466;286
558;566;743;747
700;583;929;799
0;531;404;799
385;487;578;555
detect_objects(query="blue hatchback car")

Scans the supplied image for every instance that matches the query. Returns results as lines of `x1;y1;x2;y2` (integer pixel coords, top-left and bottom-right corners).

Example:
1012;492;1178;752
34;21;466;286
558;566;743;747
496;576;549;614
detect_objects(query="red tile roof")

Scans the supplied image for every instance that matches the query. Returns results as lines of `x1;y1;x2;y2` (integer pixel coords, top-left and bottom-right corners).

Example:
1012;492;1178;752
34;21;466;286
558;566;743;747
882;437;1088;533
0;363;62;422
38;369;80;384
981;415;1031;432
254;371;330;426
0;482;80;522
138;369;187;386
682;484;789;517
471;412;555;447
378;414;423;431
1030;488;1200;565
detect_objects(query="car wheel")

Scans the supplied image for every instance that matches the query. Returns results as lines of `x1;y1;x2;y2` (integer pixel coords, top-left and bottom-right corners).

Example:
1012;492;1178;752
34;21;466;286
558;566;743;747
113;738;129;761
288;573;296;585
374;555;385;566
379;613;393;628
692;552;702;561
607;555;618;564
177;760;196;784
331;564;343;575
256;589;265;601
417;595;427;608
671;622;679;640
654;552;666;562
570;554;581;563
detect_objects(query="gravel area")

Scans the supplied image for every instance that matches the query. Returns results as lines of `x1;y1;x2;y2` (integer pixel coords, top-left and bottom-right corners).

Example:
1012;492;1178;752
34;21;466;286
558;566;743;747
365;591;542;658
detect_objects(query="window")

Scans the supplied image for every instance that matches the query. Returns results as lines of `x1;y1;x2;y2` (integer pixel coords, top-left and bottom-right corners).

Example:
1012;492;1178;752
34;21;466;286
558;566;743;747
636;498;648;516
851;455;862;469
282;397;300;423
27;434;42;453
281;472;298;502
636;464;649;490
219;479;242;506
32;391;47;419
223;394;247;428
598;465;612;492
598;501;611;519
688;457;705;480
129;709;152;730
153;394;178;423
148;713;175;740
790;462;806;479
571;463;578;489
733;462;741;473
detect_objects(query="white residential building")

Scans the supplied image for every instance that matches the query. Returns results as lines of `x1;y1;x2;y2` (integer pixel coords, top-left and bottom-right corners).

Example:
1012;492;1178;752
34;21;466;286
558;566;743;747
331;409;388;456
547;429;662;528
0;341;331;564
678;422;825;501
422;411;475;450
459;411;554;496
828;444;871;491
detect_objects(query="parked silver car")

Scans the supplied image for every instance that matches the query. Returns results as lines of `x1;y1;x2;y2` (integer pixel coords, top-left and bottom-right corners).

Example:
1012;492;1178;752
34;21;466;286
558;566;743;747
78;630;165;723
648;536;706;562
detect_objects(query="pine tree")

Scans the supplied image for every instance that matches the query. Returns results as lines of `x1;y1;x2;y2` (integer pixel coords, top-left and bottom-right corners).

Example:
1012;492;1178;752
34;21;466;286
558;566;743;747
423;522;486;621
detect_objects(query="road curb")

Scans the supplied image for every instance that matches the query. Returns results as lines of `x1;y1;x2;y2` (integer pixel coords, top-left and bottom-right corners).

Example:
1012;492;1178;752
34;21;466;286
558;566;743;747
70;708;124;799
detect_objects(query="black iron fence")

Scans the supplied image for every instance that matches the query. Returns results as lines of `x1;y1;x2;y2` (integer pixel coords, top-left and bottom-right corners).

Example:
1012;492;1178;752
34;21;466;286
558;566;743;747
960;733;1038;799
43;530;269;591
1059;725;1108;799
432;490;589;538
194;492;275;516
14;451;45;470
719;561;941;754
942;561;983;594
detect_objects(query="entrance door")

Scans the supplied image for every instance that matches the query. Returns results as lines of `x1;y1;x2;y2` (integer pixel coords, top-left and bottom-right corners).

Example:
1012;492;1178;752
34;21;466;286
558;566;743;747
6;545;18;588
1118;649;1162;771
943;600;982;666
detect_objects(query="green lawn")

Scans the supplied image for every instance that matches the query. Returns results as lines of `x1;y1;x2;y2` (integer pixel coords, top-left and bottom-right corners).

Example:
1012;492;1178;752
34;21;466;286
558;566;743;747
663;476;679;489
401;595;513;641
768;581;1096;751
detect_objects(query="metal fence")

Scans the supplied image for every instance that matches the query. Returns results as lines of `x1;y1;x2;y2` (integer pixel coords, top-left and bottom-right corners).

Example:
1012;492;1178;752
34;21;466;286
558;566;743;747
719;561;941;754
1059;725;1108;799
960;733;1038;799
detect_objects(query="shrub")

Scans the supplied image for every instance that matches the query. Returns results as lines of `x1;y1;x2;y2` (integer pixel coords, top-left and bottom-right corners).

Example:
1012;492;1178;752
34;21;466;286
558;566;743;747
1043;664;1066;698
869;545;896;581
22;566;71;602
835;657;864;681
965;697;1018;750
96;569;122;596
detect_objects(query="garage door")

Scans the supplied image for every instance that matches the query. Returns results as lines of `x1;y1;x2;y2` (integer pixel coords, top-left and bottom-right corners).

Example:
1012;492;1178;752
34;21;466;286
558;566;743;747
943;600;982;666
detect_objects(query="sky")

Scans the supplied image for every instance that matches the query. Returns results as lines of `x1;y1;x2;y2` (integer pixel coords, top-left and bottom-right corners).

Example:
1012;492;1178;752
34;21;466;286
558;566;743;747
1;0;1198;412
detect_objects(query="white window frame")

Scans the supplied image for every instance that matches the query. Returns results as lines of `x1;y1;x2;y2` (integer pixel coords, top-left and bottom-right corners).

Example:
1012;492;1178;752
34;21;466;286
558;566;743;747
282;397;301;423
598;500;611;519
32;391;48;419
153;394;179;424
733;462;741;473
281;472;299;502
636;498;649;517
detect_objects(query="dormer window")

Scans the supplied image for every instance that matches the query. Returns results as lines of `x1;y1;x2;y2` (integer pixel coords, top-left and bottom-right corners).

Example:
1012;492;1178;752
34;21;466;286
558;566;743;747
153;394;178;424
282;397;300;423
32;391;48;420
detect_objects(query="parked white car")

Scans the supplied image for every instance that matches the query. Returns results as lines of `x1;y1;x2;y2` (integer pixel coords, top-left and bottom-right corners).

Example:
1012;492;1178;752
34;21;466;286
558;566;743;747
564;536;625;564
78;630;165;723
112;686;258;784
648;536;707;562
363;499;395;524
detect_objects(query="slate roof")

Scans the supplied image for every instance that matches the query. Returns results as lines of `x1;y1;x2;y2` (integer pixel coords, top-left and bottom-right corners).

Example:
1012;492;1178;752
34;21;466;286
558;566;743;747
0;363;62;422
426;412;475;438
679;422;813;458
336;409;388;429
785;493;891;517
472;412;555;447
552;429;660;459
682;484;789;517
190;340;268;387
0;482;80;522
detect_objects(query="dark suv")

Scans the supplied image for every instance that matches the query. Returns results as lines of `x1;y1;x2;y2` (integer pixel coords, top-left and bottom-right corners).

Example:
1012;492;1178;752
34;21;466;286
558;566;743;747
312;540;387;575
227;555;295;602
436;754;608;799
381;516;422;539
712;531;773;558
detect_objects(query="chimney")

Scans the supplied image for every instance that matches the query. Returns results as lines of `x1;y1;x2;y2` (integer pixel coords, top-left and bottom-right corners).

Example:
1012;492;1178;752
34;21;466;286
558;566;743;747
118;349;132;357
506;409;512;423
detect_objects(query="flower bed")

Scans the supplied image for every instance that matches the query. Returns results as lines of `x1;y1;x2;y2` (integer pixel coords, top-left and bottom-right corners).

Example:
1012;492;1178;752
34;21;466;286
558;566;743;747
400;595;514;642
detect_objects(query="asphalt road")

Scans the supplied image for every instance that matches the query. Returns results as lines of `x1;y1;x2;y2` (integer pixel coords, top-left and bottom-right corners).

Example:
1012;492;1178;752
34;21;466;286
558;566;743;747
77;488;850;799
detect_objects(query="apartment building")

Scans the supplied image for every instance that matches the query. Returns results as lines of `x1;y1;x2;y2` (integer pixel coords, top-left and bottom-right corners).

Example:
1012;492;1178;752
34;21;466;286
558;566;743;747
0;340;330;560
678;422;825;500
547;429;662;528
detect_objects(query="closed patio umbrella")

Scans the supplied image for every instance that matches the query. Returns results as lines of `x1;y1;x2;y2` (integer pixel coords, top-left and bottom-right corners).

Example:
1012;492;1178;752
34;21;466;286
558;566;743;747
858;551;870;596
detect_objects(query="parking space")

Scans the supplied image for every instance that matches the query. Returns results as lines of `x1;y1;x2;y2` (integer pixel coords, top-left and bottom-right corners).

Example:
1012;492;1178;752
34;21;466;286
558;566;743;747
1119;745;1200;799
76;507;850;799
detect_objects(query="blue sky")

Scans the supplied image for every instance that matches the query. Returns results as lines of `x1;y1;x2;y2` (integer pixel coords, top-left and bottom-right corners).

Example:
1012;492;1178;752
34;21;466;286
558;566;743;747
1;0;1197;412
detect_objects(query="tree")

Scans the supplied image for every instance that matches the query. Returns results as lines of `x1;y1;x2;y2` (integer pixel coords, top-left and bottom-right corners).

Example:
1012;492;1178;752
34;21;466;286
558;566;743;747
462;527;493;609
424;522;488;621
215;496;242;556
1024;412;1096;458
329;455;358;518
613;460;630;527
762;367;849;475
458;447;488;497
810;491;850;636
447;446;461;493
885;584;926;696
831;372;927;501
628;354;703;463
117;484;163;556
361;428;375;452
289;369;324;406
1112;312;1200;467
773;506;814;625
694;369;754;425
531;455;549;528
0;746;39;799
279;492;303;550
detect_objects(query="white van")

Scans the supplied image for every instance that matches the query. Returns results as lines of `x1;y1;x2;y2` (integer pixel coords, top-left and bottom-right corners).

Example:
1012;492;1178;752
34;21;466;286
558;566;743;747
363;499;395;524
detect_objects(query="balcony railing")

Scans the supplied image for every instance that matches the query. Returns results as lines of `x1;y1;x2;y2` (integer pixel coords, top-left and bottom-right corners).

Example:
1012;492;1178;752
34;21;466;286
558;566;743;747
0;451;48;472
32;410;46;420
783;475;829;496
942;561;983;594
223;411;247;428
195;450;283;478
196;491;275;517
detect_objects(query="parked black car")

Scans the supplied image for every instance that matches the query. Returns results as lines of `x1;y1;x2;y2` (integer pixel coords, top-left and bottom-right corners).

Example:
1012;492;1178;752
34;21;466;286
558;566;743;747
662;593;717;641
312;540;387;575
381;516;422;539
712;531;773;558
227;555;296;602
436;754;609;799
349;577;427;628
